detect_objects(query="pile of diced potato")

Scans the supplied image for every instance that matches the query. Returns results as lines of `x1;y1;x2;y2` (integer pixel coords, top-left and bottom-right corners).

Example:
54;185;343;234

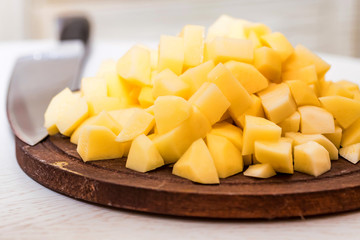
44;15;360;184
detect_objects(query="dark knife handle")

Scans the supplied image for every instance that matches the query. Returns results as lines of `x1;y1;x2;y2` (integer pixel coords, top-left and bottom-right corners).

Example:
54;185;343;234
58;15;91;47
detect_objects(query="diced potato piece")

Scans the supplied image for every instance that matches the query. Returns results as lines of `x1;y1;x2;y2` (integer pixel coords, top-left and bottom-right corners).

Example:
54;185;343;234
210;121;243;151
154;95;192;134
172;138;219;184
87;96;123;116
180;60;215;95
285;132;338;160
278;111;300;134
96;59;117;77
254;47;282;83
294;141;331;177
153;107;211;164
189;82;230;125
243;164;276;178
244;23;271;37
81;77;107;99
319;96;360;129
341;118;360;147
71;111;121;145
283;45;331;77
323;125;342;149
208;63;253;120
180;25;205;69
77;125;124;161
117;45;151;87
286;80;320;106
298;106;335;134
108;107;142;129
282;65;318;85
224;60;268;94
152;69;190;99
337;80;360;92
115;109;154;142
258;83;297;124
254;140;293;174
248;31;262;49
206;15;248;42
206;37;254;64
126;134;164;172
321;81;354;99
261;32;294;61
339;143;360;164
236;94;265;128
158;35;184;75
138;86;154;108
206;134;243;178
242;116;282;155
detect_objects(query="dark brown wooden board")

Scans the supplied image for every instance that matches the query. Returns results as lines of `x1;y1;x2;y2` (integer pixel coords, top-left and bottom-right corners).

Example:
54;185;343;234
15;134;360;219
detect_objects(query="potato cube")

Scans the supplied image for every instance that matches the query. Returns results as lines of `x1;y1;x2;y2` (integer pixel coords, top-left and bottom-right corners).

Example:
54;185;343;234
254;140;293;174
254;47;282;83
206;15;248;42
286;80;320;106
116;45;151;87
179;25;205;69
138;86;154;108
206;134;243;178
242;116;282;155
154;95;192;134
158;35;184;75
319;96;360;129
152;69;190;99
243;164;276;178
87;96;123;116
172;138;219;184
248;31;262;49
321;81;354;99
236;94;265;128
323;125;342;149
244;23;271;37
298;106;335;134
339;143;360;164
258;83;297;124
210;121;243;151
189;82;230;125
261;32;294;61
341;118;360;147
278;111;300;134
282;65;318;85
224;60;268;94
294;141;331;177
126;134;164;172
108;107;142;129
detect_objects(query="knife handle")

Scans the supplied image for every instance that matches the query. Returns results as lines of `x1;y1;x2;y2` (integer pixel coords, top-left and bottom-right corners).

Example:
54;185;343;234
58;15;91;47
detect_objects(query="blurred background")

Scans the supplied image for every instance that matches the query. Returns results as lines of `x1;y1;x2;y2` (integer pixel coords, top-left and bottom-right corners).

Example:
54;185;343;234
1;0;359;57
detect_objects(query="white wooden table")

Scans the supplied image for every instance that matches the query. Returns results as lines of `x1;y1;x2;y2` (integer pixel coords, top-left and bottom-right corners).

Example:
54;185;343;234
1;40;360;240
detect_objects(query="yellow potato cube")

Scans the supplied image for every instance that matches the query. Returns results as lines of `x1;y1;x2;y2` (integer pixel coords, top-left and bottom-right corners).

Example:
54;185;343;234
278;111;300;134
286;80;320;106
321;81;354;99
298;106;335;134
319;96;360;129
282;65;318;85
81;77;107;99
179;25;205;69
248;31;262;49
244;23;271;37
243;163;276;178
108;107;142;129
115;109;154;142
152;69;190;99
172;138;219;184
337;80;360;92
208;63;253;120
87;96;123;116
180;60;215;95
138;86;154;108
224;60;268;94
158;35;184;75
210;121;243;151
283;45;331;78
70;111;121;145
242;116;282;155
206;37;254;64
117;45;151;87
206;134;243;178
153;106;211;164
294;141;331;177
254;47;282;83
285;132;338;160
189;82;230;125
126;134;164;172
77;125;124;162
258;83;297;124
236;94;265;128
261;32;294;61
154;95;192;134
254;140;293;174
342;118;360;147
323;125;342;149
206;15;248;42
339;143;360;164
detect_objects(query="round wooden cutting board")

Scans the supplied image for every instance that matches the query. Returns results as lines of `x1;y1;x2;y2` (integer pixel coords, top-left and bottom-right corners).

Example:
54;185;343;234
15;134;360;219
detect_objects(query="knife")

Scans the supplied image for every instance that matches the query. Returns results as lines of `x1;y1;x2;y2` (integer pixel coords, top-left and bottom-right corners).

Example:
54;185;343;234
6;15;90;146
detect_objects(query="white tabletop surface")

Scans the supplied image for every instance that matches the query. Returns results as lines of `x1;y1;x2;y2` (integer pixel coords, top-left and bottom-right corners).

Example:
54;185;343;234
1;40;360;240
